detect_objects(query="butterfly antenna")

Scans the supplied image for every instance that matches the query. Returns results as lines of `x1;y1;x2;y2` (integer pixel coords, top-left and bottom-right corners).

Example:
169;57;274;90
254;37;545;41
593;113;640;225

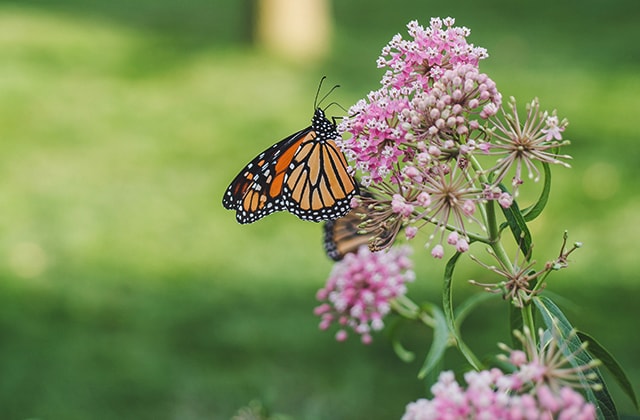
314;76;328;110
322;101;348;126
323;101;348;114
314;76;341;109
318;84;340;108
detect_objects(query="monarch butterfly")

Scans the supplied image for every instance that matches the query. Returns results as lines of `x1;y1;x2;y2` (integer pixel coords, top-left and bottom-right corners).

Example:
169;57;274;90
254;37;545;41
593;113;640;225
222;80;358;224
323;191;399;261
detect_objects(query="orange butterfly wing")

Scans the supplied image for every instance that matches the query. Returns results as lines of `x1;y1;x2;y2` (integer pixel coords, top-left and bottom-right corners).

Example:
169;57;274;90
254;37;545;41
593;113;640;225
323;206;374;261
323;191;399;260
283;136;358;221
222;127;310;224
222;108;358;224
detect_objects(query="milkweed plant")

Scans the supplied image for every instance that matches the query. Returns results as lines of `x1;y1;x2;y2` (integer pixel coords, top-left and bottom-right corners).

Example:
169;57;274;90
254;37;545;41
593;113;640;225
313;18;637;419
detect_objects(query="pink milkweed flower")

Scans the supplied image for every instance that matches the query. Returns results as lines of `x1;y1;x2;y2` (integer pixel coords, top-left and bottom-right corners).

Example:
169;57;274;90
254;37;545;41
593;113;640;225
338;19;498;185
404;323;600;418
392;194;415;217
315;245;415;344
408;163;484;256
337;88;412;184
541;114;565;141
403;64;502;146
335;18;514;260
405;225;418;239
431;244;444;259
498;192;513;208
378;17;488;91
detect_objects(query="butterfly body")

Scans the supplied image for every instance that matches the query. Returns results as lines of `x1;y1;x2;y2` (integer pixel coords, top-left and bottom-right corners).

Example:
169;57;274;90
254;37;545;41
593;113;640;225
223;108;358;224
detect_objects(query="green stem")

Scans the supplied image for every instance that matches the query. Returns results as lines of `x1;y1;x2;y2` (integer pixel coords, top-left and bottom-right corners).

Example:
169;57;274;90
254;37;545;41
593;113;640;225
483;193;515;274
485;200;500;245
468;153;490;185
484;203;514;279
531;270;551;294
443;252;484;370
487;200;536;339
391;295;436;329
469;153;537;343
411;215;490;244
521;301;536;340
467;154;490;235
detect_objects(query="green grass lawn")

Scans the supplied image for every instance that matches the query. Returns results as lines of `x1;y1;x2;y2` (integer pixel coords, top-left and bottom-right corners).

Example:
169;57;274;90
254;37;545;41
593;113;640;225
0;1;639;419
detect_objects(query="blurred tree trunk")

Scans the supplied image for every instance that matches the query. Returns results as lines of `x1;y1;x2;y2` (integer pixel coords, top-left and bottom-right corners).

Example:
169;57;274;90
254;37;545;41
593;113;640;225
255;0;332;62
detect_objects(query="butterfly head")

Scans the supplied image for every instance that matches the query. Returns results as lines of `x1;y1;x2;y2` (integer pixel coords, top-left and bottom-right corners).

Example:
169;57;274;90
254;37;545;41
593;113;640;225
312;108;338;141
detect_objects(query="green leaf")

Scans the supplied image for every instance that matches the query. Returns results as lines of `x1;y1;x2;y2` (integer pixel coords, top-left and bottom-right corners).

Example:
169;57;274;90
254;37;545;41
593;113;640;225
509;304;523;349
442;252;483;370
498;188;532;258
577;331;639;410
388;318;415;363
453;292;497;328
522;162;552;221
418;303;449;379
534;296;619;420
391;337;415;363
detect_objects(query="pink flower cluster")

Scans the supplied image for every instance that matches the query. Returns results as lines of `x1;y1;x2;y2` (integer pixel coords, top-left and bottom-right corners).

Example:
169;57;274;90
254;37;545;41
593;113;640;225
402;370;596;420
339;89;411;183
338;17;501;185
336;18;505;257
377;17;488;91
403;64;500;144
314;245;414;344
336;17;570;258
391;163;486;258
403;327;599;419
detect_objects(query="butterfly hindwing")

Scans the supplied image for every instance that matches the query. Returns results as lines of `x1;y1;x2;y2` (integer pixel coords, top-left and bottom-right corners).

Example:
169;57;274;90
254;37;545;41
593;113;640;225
323;206;373;261
322;190;400;260
282;110;358;221
283;138;357;221
222;127;312;224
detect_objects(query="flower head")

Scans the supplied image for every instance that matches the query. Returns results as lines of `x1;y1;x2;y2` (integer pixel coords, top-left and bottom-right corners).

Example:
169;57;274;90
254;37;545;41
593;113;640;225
336;18;507;258
403;64;501;146
348;165;489;259
469;232;583;307
315;245;414;343
338;19;498;186
378;18;488;91
469;245;544;308
402;367;597;420
497;326;601;394
403;324;599;419
338;89;411;184
487;97;571;196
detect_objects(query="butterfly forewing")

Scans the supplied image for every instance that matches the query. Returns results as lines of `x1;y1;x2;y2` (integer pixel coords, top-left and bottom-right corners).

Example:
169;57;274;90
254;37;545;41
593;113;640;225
223;107;358;224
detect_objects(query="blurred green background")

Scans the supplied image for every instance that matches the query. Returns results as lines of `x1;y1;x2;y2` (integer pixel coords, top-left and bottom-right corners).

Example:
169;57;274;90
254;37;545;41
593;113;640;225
0;0;638;419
